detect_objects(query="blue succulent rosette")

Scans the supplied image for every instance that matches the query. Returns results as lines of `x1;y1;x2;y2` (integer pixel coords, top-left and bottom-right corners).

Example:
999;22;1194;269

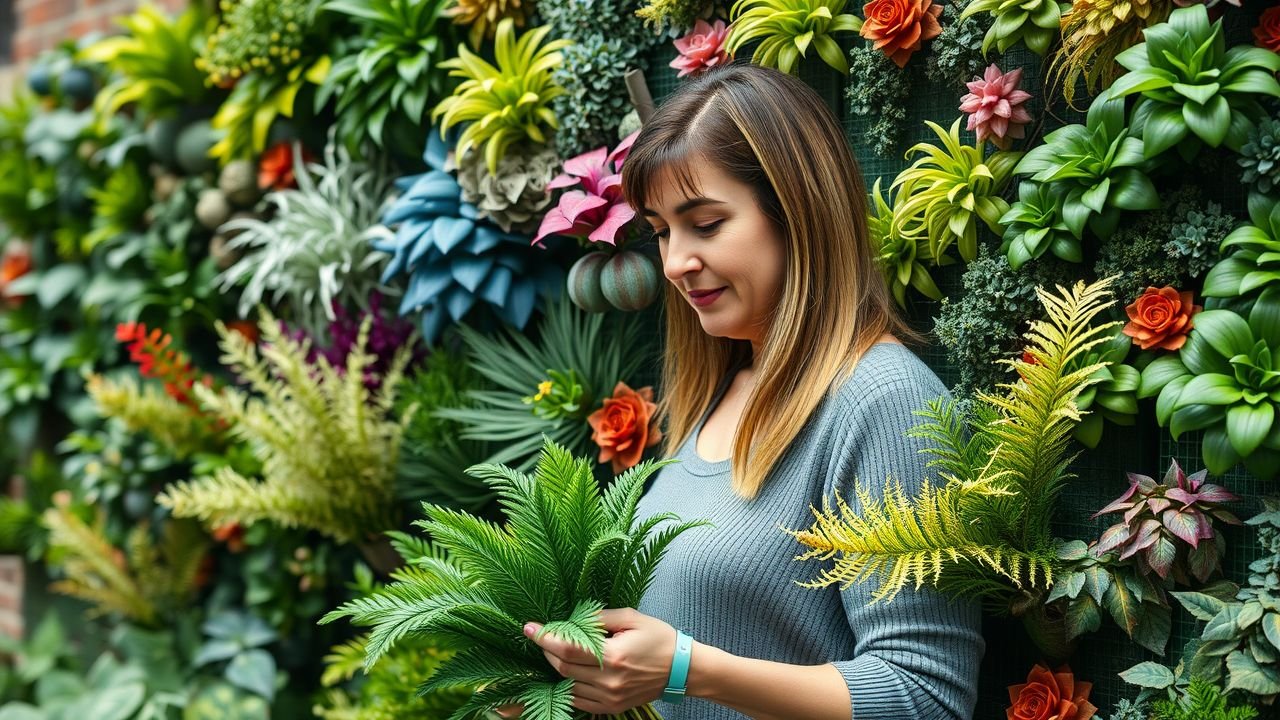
372;130;564;344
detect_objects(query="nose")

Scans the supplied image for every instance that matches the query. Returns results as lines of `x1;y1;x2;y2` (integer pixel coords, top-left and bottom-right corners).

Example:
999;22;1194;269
661;233;702;283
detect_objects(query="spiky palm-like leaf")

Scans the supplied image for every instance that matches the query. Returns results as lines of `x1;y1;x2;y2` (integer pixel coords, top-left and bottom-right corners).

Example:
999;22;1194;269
433;296;651;470
323;438;706;720
157;309;412;543
786;278;1120;606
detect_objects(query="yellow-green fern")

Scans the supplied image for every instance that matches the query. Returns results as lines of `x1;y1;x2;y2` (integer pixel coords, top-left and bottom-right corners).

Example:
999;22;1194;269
786;277;1120;607
86;374;221;458
157;310;413;543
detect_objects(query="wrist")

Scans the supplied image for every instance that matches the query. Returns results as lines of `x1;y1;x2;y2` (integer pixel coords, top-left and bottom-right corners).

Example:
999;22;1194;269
684;641;728;701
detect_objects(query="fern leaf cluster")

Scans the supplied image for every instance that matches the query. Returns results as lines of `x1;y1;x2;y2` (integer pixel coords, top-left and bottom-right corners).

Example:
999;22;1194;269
86;373;223;458
323;438;706;720
42;502;208;627
316;634;472;720
787;278;1120;606
435;298;652;470
158;309;413;543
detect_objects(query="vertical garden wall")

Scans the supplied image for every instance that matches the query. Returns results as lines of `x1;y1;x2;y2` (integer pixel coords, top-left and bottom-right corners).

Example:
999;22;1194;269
0;1;1278;719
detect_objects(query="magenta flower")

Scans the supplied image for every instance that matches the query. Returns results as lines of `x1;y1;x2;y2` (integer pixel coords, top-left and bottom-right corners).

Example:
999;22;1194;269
670;19;731;79
533;131;639;247
958;64;1033;150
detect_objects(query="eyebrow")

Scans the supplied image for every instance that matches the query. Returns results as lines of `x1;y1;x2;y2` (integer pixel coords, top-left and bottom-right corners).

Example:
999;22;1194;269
640;197;727;217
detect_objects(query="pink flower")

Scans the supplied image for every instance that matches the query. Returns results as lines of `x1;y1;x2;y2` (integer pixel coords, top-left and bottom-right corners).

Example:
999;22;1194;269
534;132;638;247
959;64;1033;150
670;20;731;79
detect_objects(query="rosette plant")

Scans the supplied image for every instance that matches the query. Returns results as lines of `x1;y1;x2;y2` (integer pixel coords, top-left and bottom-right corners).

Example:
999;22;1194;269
867;177;944;309
959;0;1060;56
1013;93;1159;241
1107;4;1280;160
533;132;637;248
786;278;1119;607
322;438;707;720
431;19;571;175
1138;287;1280;478
1000;181;1080;269
725;0;862;75
78;3;213;125
317;0;457;153
1203;193;1280;304
1092;460;1240;584
890;117;1021;263
370;130;562;344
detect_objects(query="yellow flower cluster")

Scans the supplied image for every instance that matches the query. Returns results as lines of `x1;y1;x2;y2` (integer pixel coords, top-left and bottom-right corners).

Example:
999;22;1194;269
196;0;311;85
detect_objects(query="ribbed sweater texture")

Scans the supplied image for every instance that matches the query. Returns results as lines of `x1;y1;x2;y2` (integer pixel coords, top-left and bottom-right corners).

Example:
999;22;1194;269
635;342;985;720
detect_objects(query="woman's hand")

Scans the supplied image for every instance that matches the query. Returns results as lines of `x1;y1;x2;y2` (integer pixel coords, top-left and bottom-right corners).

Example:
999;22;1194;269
526;607;678;715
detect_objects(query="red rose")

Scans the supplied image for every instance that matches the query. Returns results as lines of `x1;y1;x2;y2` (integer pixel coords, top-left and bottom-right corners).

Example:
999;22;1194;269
258;141;313;191
1007;664;1097;720
0;240;32;307
860;0;943;68
1122;286;1201;351
587;382;662;473
1255;6;1280;53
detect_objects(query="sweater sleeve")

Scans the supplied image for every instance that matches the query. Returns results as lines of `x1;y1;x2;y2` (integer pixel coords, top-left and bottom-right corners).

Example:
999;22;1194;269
823;371;985;720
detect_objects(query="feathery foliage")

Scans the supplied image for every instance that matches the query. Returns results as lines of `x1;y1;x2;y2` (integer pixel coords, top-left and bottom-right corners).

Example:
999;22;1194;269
157;309;413;543
86;373;224;459
435;297;652;470
786;277;1120;606
43;501;208;627
322;439;707;720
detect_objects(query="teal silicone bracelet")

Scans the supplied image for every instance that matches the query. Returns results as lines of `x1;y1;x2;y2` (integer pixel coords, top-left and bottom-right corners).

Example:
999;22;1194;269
661;630;694;704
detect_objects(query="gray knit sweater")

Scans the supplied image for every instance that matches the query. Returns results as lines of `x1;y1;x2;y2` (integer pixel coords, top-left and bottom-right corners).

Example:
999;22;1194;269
635;342;984;720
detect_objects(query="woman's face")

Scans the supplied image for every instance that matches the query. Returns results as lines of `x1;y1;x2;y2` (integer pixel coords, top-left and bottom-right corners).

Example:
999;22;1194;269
641;162;787;350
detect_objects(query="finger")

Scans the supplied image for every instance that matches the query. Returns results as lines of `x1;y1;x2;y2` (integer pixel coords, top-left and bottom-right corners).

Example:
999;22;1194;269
544;648;608;680
599;607;641;632
526;623;600;665
571;694;625;716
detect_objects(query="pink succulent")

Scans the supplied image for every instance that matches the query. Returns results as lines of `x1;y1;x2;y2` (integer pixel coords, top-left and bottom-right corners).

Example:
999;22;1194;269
958;64;1033;150
533;131;639;247
669;20;731;79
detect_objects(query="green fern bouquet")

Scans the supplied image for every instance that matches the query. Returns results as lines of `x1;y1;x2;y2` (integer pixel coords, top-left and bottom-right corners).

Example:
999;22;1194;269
786;278;1119;609
322;439;707;720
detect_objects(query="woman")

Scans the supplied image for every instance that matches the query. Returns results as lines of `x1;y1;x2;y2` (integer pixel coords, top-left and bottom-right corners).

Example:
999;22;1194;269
519;63;984;720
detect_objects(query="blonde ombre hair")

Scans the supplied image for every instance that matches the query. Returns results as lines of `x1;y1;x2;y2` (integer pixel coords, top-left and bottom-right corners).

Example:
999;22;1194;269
621;63;922;500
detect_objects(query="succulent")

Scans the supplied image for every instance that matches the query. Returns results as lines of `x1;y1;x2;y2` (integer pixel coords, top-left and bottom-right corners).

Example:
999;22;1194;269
534;132;637;248
1108;5;1280;160
451;142;559;234
670;19;732;78
1203;193;1280;304
78;3;213;123
208;58;331;164
432;19;571;175
859;0;942;68
551;38;646;160
926;1;997;88
1168;200;1236;283
845;42;911;158
725;0;862;74
1049;0;1171;109
960;0;1061;56
891;117;1021;263
369;130;563;344
1092;460;1240;584
198;0;314;85
216;140;394;336
1072;328;1141;448
1138;289;1280;478
1239;116;1280;196
317;0;457;153
1014;92;1160;241
1168;498;1280;704
444;0;533;48
959;64;1032;150
868;177;944;309
1000;181;1080;269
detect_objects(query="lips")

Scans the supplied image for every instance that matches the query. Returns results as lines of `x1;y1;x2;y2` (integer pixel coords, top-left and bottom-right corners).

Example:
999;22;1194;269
687;286;727;307
687;287;725;298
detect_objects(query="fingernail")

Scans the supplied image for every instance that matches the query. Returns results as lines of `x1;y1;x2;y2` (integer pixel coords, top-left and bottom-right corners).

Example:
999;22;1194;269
523;623;536;636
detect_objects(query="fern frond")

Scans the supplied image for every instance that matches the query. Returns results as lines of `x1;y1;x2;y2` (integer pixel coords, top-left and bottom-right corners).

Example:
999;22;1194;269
86;374;221;457
536;599;607;665
157;308;410;542
321;636;370;687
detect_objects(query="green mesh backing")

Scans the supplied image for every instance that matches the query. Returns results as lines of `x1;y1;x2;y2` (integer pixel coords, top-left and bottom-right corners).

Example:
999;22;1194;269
637;4;1272;715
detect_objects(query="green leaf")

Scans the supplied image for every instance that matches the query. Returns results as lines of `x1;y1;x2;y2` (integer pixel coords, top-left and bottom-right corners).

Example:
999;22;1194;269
1180;374;1244;407
1182;94;1231;148
1120;661;1176;689
1226;650;1280;695
534;599;606;666
1105;578;1140;635
1172;591;1227;622
37;265;87;309
1263;612;1280;651
1227;402;1274;457
225;649;276;701
1193;310;1254;358
1202;606;1243;642
1143;103;1190;158
1065;596;1101;640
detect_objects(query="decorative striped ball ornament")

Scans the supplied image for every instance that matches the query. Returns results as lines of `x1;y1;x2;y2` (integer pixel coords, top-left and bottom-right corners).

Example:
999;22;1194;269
600;250;661;311
567;251;613;313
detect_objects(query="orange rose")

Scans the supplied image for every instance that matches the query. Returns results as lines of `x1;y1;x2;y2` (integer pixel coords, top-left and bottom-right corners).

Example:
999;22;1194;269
1007;664;1097;720
0;240;32;307
587;382;662;473
1122;286;1201;351
1255;6;1280;53
258;141;312;191
860;0;943;68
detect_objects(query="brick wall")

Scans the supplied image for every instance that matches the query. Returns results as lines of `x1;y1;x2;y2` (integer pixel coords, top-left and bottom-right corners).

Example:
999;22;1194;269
1;0;190;100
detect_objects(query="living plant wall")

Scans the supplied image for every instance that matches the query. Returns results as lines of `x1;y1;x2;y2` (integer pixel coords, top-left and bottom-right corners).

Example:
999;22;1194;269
0;1;1278;719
